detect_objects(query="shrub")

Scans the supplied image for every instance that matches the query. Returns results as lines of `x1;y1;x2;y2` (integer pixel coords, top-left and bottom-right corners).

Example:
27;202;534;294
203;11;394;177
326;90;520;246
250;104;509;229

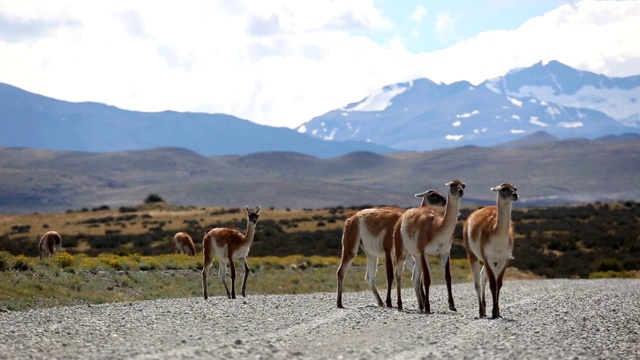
55;252;75;268
144;194;165;204
0;251;13;271
119;206;138;213
596;258;623;272
13;255;32;271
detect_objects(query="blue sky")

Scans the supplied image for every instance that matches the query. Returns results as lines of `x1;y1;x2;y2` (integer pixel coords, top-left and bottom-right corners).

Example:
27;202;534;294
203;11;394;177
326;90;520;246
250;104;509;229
371;0;561;53
0;1;638;128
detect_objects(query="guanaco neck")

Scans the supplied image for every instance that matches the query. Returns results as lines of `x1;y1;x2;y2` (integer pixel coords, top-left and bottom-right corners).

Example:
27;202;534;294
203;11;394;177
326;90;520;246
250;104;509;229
439;194;462;234
243;222;257;246
495;198;513;238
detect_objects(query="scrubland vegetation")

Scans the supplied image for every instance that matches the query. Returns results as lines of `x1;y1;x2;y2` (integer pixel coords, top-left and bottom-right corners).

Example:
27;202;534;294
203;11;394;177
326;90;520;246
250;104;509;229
0;199;638;311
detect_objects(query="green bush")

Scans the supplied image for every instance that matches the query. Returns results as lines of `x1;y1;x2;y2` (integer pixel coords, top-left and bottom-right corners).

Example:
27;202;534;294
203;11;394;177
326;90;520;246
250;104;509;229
144;194;165;204
55;252;75;268
596;258;623;272
13;255;32;271
0;251;13;271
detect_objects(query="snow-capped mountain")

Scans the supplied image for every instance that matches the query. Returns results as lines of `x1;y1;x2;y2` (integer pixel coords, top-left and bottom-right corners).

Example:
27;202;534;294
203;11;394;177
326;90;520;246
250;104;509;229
296;61;640;151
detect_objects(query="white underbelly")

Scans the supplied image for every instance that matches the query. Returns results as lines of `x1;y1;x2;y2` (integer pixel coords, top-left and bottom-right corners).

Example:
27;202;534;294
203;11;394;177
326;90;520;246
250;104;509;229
359;223;386;257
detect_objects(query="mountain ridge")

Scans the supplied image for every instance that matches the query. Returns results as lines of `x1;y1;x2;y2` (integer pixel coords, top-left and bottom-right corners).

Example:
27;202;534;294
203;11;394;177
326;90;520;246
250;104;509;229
2;61;639;158
0;136;638;213
297;60;640;151
0;82;396;158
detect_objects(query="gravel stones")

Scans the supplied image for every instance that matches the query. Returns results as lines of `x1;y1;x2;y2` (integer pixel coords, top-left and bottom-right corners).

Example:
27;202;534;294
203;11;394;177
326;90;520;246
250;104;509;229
0;279;638;359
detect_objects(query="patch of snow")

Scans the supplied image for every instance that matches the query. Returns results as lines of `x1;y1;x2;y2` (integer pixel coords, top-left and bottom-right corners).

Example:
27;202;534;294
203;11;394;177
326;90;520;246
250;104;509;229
510;129;525;134
558;122;583;128
341;112;349;117
297;125;307;134
529;116;548;127
347;84;408;112
312;129;318;136
512;115;520;120
322;129;337;140
507;96;523;108
445;134;464;141
456;110;479;118
502;106;509;109
529;99;537;103
452;120;461;127
546;106;561;119
507;84;640;124
485;81;501;94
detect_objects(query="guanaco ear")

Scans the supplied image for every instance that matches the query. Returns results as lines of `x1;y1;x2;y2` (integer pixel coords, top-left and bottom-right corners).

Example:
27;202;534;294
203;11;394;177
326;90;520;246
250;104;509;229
414;191;428;198
245;205;250;214
256;206;261;214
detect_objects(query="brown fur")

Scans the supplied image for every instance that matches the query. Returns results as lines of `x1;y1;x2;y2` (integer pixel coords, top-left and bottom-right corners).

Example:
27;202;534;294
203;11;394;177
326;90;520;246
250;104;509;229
463;206;514;249
463;182;518;319
336;208;402;308
173;232;196;256
202;206;261;300
345;206;403;220
336;189;447;308
39;231;62;260
393;179;465;313
403;207;443;248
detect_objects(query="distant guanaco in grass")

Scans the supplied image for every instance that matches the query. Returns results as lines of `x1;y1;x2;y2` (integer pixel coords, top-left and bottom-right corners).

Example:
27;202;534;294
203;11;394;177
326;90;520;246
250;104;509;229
202;206;261;299
463;183;518;318
39;231;62;260
336;190;447;308
172;232;196;256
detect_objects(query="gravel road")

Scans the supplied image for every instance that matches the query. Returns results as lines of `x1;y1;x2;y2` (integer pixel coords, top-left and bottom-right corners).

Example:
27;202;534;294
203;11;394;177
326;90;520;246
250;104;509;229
0;278;638;359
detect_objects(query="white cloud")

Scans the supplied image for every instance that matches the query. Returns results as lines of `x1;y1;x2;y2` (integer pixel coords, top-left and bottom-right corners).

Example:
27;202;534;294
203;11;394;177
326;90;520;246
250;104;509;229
410;5;427;22
416;1;640;85
0;0;638;130
434;11;458;43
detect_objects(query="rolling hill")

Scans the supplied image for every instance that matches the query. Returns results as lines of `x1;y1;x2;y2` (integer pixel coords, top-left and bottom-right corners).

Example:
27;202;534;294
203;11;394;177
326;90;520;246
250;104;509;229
0;136;638;213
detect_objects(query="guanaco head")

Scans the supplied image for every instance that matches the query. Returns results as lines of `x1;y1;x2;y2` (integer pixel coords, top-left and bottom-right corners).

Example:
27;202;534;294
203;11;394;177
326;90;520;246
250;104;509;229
414;189;447;207
445;179;466;198
245;206;261;224
491;183;519;202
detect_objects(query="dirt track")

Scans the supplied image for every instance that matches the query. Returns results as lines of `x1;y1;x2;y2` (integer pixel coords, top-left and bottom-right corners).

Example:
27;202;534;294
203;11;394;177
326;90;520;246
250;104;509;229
0;279;638;359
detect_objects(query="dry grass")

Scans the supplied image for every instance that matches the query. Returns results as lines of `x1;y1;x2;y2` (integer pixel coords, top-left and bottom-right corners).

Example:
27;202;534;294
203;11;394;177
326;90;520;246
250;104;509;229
0;205;344;242
0;250;544;312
